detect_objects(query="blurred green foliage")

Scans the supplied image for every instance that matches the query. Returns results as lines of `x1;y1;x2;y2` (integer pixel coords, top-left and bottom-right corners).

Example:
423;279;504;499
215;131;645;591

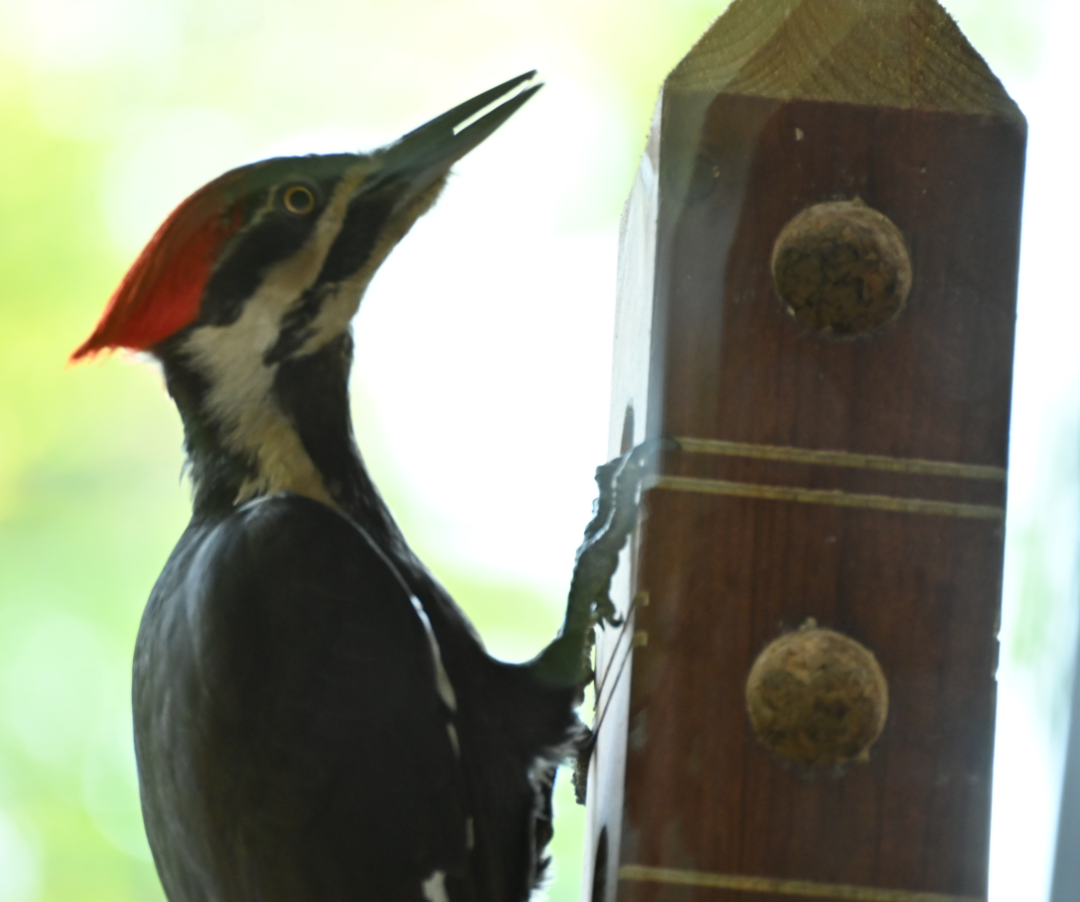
0;1;725;899
0;0;1054;900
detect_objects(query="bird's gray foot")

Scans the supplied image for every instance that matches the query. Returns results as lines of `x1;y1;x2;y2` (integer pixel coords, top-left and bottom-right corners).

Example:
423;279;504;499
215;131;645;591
531;439;666;687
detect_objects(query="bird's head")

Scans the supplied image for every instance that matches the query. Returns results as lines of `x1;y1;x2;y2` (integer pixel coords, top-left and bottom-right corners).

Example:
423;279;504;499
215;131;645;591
73;72;539;516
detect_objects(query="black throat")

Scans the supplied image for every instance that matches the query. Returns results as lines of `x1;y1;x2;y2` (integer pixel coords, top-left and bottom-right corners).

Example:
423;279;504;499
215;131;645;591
271;333;406;553
156;332;407;555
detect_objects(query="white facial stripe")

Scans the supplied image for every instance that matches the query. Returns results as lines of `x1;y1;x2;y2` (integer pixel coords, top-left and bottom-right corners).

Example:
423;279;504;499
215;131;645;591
185;317;330;506
182;161;375;505
294;174;449;357
180;158;449;508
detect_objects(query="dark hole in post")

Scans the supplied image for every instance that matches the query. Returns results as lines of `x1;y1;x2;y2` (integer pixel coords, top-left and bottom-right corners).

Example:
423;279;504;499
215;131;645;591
591;826;609;902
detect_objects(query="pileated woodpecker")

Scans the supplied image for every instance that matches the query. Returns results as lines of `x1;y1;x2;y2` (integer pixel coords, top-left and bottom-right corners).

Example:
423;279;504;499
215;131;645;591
73;73;648;902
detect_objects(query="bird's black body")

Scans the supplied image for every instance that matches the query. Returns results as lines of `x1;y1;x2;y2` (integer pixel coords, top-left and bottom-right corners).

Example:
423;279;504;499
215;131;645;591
138;335;585;902
76;74;648;902
136;499;579;902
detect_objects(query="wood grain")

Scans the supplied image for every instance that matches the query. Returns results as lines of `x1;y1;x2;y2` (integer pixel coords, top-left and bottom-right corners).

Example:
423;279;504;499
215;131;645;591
583;1;1025;900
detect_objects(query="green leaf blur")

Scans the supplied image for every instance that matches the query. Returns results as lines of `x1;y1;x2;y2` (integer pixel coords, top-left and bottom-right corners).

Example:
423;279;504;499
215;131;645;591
0;1;725;899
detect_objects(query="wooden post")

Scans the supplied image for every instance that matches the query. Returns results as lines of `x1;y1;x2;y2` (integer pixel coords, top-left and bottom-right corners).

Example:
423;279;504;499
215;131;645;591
583;2;1026;901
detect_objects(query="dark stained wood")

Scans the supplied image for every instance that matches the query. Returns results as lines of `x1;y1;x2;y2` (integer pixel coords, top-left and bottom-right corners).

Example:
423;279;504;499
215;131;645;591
624;493;1002;899
582;0;1025;900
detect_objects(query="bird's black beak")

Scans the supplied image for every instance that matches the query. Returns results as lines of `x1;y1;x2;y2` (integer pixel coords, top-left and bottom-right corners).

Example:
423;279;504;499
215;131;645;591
367;71;542;196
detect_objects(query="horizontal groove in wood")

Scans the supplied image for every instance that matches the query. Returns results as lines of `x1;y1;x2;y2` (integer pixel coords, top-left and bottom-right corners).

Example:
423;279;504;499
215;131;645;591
646;475;1004;520
675;437;1006;482
619;864;983;902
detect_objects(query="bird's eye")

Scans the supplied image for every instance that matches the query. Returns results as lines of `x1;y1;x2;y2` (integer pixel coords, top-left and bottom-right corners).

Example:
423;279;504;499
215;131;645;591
282;184;317;216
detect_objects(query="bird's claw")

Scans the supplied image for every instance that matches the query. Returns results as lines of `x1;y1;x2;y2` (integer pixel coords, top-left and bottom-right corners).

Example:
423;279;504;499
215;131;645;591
530;438;670;687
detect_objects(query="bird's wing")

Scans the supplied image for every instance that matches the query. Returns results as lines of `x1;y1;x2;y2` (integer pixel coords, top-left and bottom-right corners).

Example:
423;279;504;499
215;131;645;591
151;493;471;900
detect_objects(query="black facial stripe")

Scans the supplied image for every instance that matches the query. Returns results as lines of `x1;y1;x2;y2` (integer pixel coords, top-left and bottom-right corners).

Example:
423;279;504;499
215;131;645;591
272;333;356;491
314;193;396;287
263;192;397;364
195;155;358;329
263;283;333;366
197;194;326;328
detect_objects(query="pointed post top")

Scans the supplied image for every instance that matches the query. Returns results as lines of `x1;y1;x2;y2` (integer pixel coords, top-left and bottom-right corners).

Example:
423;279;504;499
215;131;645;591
668;0;1022;123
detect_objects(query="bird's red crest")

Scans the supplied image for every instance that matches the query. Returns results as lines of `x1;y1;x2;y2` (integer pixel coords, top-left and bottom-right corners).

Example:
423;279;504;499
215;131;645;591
71;170;247;361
